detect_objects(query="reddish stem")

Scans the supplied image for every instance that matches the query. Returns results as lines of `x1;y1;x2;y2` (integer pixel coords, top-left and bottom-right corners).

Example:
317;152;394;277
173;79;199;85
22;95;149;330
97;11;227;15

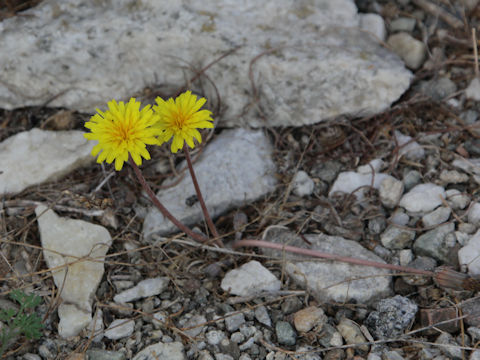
233;239;433;276
128;156;208;244
183;145;222;247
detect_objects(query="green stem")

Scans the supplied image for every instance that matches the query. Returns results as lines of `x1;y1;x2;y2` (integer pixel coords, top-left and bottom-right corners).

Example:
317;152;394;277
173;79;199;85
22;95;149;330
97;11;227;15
183;145;222;247
128;156;208;244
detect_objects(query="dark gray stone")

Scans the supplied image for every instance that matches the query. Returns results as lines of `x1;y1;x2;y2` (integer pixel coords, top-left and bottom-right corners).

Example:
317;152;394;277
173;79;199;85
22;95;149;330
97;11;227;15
275;321;297;346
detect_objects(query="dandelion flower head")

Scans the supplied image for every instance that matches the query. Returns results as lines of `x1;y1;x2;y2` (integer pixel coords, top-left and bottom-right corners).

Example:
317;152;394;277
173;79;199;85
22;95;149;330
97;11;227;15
84;98;160;170
153;91;214;153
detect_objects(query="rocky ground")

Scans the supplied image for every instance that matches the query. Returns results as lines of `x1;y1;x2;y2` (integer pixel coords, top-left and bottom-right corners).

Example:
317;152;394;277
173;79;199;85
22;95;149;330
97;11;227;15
2;0;480;359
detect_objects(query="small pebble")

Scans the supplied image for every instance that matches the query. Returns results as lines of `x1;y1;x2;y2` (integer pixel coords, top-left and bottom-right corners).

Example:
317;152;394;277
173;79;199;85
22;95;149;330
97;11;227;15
293;306;327;333
421;207;451;227
104;319;135;340
275;321;297;346
206;330;226;345
254;306;272;327
292;170;315;197
388;32;426;69
225;312;246;332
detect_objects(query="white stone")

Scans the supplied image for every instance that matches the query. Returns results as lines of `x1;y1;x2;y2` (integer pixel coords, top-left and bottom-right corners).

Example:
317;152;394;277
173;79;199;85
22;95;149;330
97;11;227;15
446;189;470;210
261;228;392;304
387;32;426;69
0;129;94;195
422;207;451;227
143;129;277;238
57;304;91;339
379;176;404;208
329;171;395;200
86;309;104;342
452;157;480;175
0;0;412;128
114;277;170;303
399;249;413;266
389;210;409;226
358;13;386;41
468;203;480;226
466;77;480;101
357;159;384;174
221;260;281;296
439;169;469;184
399;183;445;213
292;171;315;197
394;130;425;160
35;205;112;337
133;341;185;360
104;319;135;340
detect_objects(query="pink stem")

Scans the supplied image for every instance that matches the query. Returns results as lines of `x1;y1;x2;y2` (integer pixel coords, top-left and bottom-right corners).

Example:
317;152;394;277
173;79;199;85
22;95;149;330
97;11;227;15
183;145;222;247
129;156;208;244
233;239;433;276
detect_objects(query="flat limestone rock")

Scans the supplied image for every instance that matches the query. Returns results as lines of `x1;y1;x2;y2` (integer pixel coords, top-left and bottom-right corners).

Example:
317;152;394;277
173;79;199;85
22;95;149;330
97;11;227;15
0;0;411;127
143;128;277;238
262;226;392;304
36;205;112;338
0;129;94;195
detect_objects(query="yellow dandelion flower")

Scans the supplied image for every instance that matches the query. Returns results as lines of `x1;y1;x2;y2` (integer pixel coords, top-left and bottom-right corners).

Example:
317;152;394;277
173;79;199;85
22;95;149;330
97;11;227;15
153;91;214;153
84;98;160;171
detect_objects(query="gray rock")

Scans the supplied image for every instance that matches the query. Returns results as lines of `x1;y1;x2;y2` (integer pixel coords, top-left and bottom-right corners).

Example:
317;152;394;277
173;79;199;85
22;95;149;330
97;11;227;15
0;0;411;128
452;157;480;175
132;342;186;360
225;312;246;332
221;260;281;296
275;321;297;346
254;306;272;327
262;227;392;304
365;295;417;339
312;161;343;183
413;223;457;263
466;78;480;101
0;129;94;195
318;323;343;348
380;225;416;250
389;17;416;32
439;170;469;184
422;207;451;227
383;351;405;360
394;131;425;160
379;176;404;208
399;183;445;213
143;129;276;238
35;205;112;338
104;319;135;340
458;230;480;275
113;277;170;303
469;203;480;226
403;256;436;286
403;170;422;190
446;189;470;210
368;217;387;234
206;330;226;346
86;350;126;360
292;171;315;197
337;318;368;352
418;77;457;101
181;314;207;337
214;354;234;360
387;32;426;69
435;332;462;360
329;171;396;200
471;349;480;360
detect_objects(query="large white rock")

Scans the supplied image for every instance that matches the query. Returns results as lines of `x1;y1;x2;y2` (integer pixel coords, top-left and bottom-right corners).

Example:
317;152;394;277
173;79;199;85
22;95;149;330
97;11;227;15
261;227;392;304
399;183;446;213
459;230;480;275
0;129;94;195
0;0;411;127
221;260;281;296
35;205;112;338
329;171;396;200
143;128;276;238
